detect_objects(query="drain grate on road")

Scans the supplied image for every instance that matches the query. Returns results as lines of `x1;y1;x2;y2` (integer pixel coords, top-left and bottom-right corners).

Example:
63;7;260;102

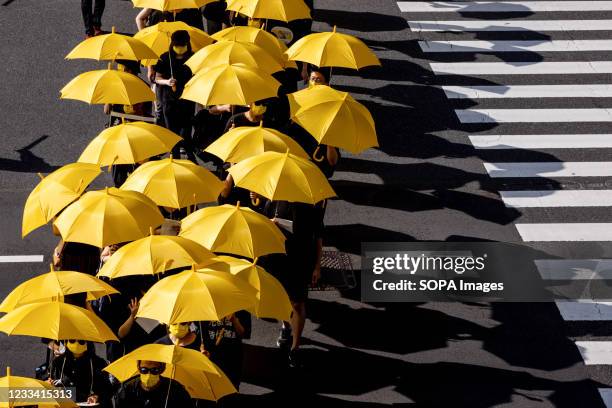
309;250;357;291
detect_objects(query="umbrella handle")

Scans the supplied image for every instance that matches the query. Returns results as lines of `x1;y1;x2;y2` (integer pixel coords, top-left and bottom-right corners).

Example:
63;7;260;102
164;365;175;408
312;146;325;163
251;197;260;207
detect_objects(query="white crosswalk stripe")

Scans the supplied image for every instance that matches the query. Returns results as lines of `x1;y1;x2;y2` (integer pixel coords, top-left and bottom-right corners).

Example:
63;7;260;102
398;0;612;402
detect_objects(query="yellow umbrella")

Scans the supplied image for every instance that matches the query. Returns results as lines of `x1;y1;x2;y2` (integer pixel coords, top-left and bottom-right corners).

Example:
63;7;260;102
0;368;77;408
0;265;118;313
0;301;118;342
22;163;101;238
60;66;155;105
135;21;214;56
204;123;309;163
185;40;283;75
285;26;380;70
133;0;217;11
200;256;292;321
211;26;285;63
66;26;158;61
78;122;182;166
227;0;311;22
228;151;336;204
54;187;163;248
179;203;285;259
181;63;281;106
288;84;378;153
97;234;216;279
136;268;258;324
104;344;236;400
120;157;224;208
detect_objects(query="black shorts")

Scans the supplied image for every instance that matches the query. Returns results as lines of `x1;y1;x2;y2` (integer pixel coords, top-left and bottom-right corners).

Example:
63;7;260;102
259;251;313;303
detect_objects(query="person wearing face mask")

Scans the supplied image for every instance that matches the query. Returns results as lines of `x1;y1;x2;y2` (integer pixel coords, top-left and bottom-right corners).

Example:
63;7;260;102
48;339;112;407
115;360;193;408
155;322;202;352
223;102;267;132
154;30;197;161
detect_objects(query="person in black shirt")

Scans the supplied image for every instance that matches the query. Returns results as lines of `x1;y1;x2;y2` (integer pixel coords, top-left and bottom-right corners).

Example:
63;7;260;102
155;322;202;352
223;102;267;132
49;341;112;406
154;30;196;161
115;360;193;408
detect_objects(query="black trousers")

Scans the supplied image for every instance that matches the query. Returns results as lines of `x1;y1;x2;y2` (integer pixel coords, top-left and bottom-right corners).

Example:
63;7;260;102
81;0;105;34
163;99;197;161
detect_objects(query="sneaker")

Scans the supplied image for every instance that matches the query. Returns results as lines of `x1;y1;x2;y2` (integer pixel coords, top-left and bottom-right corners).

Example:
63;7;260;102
288;348;303;369
276;327;292;349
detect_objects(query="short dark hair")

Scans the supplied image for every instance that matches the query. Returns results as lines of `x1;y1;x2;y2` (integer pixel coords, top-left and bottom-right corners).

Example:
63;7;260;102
310;66;331;83
171;30;190;46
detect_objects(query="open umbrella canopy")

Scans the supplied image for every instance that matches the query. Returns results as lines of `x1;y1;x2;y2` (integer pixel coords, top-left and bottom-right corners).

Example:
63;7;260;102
181;63;280;106
136;268;258;324
97;234;216;279
66;27;158;61
200;256;292;321
120;157;224;208
78;122;182;166
179;203;286;259
0;367;77;408
104;344;237;400
288;84;378;153
135;21;214;57
0;266;118;313
204;123;309;163
22;162;101;238
132;0;217;11
60;67;155;105
54;187;163;248
211;26;285;63
0;301;118;342
185;40;283;75
285;26;380;70
226;0;311;22
228;151;336;204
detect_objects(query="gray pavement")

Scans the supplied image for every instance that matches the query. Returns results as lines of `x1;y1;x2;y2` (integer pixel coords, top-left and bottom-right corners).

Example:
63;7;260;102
0;0;609;406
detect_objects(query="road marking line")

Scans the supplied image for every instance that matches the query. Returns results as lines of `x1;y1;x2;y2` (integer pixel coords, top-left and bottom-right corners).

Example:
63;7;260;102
431;61;612;75
576;341;612;365
419;40;612;53
469;134;612;149
516;223;612;241
456;108;612;123
484;162;612;178
444;84;612;99
556;301;612;320
500;190;612;207
599;389;612;407
398;1;612;13
409;20;612;32
0;255;44;263
536;260;612;280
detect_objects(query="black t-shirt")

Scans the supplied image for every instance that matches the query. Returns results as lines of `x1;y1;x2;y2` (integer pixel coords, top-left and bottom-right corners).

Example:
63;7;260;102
49;352;111;403
148;9;204;30
284;122;339;178
223;112;260;133
116;377;193;408
154;52;193;102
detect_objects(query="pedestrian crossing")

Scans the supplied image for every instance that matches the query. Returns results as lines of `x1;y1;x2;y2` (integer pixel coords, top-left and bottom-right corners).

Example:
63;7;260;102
397;0;612;405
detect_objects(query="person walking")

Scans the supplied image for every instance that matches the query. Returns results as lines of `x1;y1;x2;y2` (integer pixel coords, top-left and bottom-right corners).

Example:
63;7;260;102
81;0;105;38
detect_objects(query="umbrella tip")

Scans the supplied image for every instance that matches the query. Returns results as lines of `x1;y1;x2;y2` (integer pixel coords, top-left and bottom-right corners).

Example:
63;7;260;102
36;172;44;180
6;367;10;377
149;226;154;236
107;62;112;70
333;25;337;32
105;186;109;194
112;26;116;33
50;263;55;272
259;121;263;127
236;201;240;208
253;257;258;265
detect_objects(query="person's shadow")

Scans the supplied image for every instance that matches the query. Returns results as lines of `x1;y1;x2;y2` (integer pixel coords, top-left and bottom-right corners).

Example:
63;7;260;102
0;135;59;173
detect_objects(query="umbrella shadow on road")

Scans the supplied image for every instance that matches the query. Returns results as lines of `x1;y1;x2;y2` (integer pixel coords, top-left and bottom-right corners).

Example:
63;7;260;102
0;135;59;173
313;8;408;32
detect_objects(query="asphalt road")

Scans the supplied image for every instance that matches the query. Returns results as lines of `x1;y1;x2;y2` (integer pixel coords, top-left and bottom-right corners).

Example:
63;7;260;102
0;0;609;406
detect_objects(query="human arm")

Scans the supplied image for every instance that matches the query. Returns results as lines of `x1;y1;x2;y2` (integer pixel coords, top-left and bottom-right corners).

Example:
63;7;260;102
155;72;176;87
326;146;339;167
118;298;139;339
135;8;153;31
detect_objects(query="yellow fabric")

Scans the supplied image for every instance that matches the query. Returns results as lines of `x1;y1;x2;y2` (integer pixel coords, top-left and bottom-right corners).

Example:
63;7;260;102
132;0;216;11
287;84;378;153
226;0;311;22
185;40;283;75
0;269;118;312
0;368;77;408
134;21;214;58
179;203;286;259
140;373;161;388
60;69;155;105
0;301;118;342
22;163;101;238
66;341;87;356
65;31;158;61
181;63;280;106
211;26;285;63
227;151;336;204
53;187;163;248
119;157;224;208
136;269;258;324
78;121;181;166
169;323;189;338
285;28;381;69
97;235;215;279
204;123;308;163
104;344;237;400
